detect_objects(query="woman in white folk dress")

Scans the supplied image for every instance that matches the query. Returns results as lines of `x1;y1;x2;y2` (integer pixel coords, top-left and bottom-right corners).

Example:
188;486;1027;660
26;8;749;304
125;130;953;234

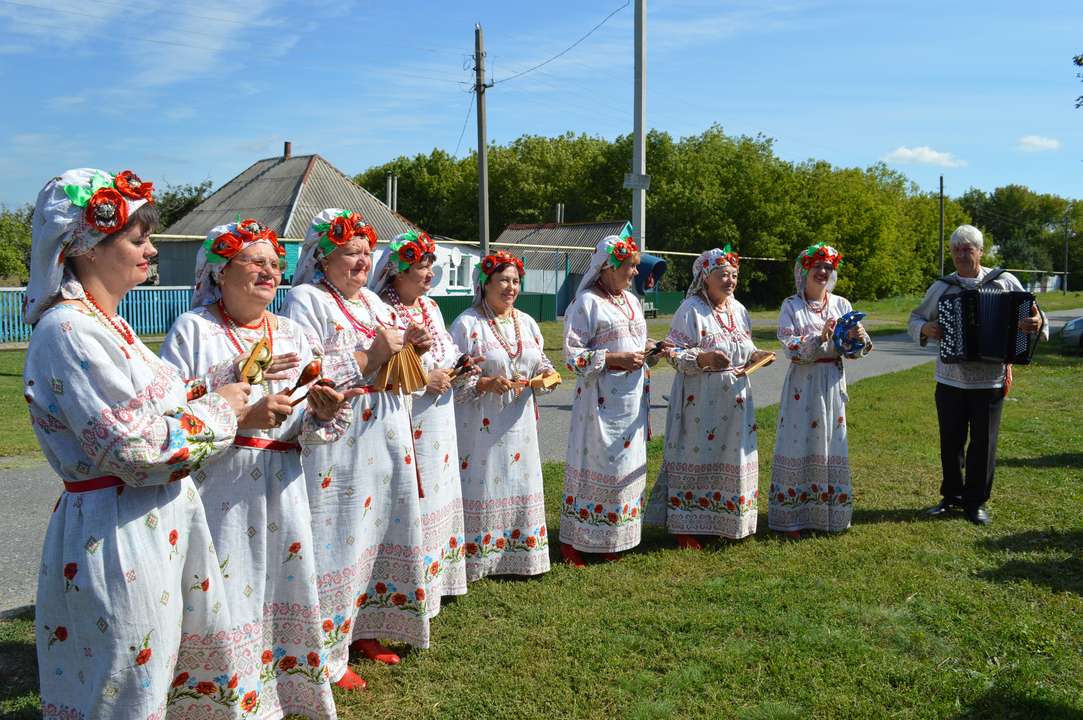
560;233;670;567
25;168;258;719
371;231;468;616
449;251;559;580
161;219;351;718
645;246;773;547
282;208;431;686
769;243;872;537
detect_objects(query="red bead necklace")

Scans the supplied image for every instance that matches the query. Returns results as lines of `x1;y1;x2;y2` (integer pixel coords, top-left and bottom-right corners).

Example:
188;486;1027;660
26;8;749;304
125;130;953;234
321;280;378;339
386;288;446;363
83;290;134;345
482;301;522;359
713;301;737;333
217;300;272;355
805;292;831;320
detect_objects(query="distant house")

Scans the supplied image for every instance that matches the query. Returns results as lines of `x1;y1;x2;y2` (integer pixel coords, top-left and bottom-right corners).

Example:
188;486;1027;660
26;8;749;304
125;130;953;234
493;220;631;314
157;144;480;295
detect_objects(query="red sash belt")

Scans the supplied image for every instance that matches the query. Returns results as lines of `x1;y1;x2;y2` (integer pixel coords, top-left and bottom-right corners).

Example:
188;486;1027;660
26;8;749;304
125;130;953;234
63;475;124;493
233;436;300;452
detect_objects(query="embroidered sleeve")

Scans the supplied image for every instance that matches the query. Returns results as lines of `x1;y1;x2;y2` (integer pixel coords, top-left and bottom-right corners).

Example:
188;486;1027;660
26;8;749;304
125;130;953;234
777;300;829;362
39;324;236;486
667;299;706;375
563;299;607;378
161;313;240;395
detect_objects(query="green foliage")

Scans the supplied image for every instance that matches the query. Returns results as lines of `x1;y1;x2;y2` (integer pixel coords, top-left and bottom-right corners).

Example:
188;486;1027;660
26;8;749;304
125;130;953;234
0;205;32;283
156;180;213;230
1075;52;1083;109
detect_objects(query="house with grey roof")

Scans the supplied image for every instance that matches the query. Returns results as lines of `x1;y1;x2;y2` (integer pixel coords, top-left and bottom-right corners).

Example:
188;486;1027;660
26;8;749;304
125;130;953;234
156;143;480;294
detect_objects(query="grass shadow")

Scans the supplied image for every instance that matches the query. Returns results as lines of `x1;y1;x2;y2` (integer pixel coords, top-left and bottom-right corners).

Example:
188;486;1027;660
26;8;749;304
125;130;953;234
952;687;1083;719
998;452;1083;468
978;529;1083;595
0;628;39;717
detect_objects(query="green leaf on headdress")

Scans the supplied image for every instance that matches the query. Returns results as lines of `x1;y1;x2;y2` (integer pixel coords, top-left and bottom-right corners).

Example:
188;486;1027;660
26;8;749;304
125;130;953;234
402;230;419;243
235;213;242;223
64;184;92;207
202;235;229;264
619;221;634;240
721;243;734;254
337;210;352;219
88;172;112;194
313;222;330;233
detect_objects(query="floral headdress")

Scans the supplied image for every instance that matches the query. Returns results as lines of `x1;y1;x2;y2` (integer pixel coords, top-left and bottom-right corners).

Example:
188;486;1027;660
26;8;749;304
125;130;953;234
202;218;285;266
311;210;378;257
25;168;156;324
687;244;740;297
390;230;436;272
479;250;525;286
798;242;842;274
62;169;155;236
606;224;639;268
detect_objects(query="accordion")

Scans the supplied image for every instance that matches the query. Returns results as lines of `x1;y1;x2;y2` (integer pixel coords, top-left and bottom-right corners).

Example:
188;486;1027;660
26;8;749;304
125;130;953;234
936;276;1037;364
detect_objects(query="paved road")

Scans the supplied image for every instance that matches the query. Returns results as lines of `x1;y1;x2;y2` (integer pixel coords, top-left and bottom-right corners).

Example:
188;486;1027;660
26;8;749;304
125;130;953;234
2;309;1080;614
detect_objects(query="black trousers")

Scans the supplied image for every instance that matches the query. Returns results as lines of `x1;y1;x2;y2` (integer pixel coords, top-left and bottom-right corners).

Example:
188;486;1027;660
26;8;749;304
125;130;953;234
934;383;1004;509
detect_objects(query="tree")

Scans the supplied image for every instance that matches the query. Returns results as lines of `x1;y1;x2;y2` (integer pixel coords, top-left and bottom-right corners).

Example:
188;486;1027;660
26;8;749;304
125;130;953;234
155;180;213;230
0;204;33;282
1075;53;1083;109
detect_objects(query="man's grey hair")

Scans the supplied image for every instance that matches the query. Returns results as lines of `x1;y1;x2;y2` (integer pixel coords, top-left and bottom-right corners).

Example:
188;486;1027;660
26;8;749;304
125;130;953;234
950;224;984;250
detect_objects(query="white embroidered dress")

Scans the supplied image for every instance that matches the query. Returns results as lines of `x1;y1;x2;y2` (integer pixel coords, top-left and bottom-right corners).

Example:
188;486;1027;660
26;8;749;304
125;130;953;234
645;295;759;538
27;304;247;720
161;308;348;720
769;293;860;532
381;294;467;616
281;283;430;681
449;306;552;580
561;289;650;553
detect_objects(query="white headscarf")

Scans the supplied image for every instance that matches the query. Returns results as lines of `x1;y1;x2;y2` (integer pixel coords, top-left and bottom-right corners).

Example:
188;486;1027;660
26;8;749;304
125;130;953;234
686;246;740;297
25;168;154;324
793;242;841;296
191;218;282;308
574;233;639;298
370;230;437;295
293;208;378;287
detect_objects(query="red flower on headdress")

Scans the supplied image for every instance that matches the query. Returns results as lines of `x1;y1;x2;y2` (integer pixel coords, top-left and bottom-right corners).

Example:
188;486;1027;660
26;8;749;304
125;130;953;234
481;250;525;278
721;251;740;267
86;188;128;234
325;215;354;246
612;240;632;262
398;241;423;265
269;234;286;258
234;218;266;242
209;232;244;260
416;231;436;254
353;222;378;249
113;170;154;203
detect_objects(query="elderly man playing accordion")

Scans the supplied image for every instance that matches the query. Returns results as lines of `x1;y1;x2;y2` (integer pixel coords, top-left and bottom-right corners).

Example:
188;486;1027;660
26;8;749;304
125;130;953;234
909;224;1047;525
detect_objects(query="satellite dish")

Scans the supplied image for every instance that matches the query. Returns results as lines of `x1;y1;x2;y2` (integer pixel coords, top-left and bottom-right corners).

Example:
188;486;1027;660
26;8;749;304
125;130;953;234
450;247;462;265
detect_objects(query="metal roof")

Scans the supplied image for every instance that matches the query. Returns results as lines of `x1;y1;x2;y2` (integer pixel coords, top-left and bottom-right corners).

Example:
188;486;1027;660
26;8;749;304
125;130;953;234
494;221;628;273
163;154;420;242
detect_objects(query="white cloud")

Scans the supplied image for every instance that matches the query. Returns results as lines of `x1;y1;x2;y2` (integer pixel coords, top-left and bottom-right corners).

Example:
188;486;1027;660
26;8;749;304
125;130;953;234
1017;135;1060;152
883;145;966;168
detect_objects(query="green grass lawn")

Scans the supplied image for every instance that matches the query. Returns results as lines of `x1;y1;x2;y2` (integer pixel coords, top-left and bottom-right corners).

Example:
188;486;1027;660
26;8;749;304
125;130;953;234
3;343;1081;719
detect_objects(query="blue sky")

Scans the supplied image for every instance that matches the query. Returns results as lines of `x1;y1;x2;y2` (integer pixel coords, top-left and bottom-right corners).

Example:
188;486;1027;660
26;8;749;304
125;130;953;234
0;1;1079;210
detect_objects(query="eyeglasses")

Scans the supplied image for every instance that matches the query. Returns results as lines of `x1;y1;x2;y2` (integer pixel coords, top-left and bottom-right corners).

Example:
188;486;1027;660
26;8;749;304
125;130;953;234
231;256;283;273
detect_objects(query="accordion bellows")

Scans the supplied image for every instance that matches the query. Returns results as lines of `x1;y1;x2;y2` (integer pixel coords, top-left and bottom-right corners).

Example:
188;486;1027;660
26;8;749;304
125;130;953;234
374;343;428;394
937;286;1037;365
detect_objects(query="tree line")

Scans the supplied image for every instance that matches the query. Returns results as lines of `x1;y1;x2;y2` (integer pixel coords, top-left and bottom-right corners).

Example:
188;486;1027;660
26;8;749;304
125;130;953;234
356;126;1079;304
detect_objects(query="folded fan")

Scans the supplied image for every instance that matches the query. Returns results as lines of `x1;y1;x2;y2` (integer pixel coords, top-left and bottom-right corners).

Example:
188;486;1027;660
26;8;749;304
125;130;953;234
374;343;428;394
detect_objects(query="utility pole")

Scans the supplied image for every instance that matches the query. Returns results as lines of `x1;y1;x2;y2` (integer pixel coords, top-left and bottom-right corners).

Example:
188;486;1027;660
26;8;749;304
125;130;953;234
939;175;945;276
1065;203;1072;294
475;24;493;256
623;0;649;251
386;172;393;208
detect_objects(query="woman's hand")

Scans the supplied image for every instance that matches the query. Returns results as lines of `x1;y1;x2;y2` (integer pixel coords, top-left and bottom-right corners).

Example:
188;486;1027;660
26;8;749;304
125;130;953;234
426;368;452;395
261;352;301;381
848;324;869;342
216;382;252;417
735;349;774;376
820;318;838;343
477;375;520;394
404;323;432;353
606;351;645;371
696;350;731;371
237;392;294;430
306;381;346;421
364;326;404;370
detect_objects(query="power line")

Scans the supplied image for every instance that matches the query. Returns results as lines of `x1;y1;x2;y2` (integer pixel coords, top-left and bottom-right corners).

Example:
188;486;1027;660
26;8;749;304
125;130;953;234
492;1;629;85
453;88;476;157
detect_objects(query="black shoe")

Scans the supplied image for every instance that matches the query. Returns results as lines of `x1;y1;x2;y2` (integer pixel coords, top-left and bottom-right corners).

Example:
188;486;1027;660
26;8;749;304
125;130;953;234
965;507;990;526
925;499;960;517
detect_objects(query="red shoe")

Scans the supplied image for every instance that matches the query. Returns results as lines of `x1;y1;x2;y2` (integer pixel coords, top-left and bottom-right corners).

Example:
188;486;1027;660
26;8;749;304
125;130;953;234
561;543;586;568
675;534;702;550
335;668;367;691
351;638;401;665
784;530;802;539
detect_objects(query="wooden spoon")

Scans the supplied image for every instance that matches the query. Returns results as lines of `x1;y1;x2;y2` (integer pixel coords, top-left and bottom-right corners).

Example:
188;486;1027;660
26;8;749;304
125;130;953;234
286;359;322;401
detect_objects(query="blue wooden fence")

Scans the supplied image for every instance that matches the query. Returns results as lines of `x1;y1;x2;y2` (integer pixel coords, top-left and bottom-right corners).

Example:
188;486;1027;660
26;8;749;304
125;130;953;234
0;286;290;344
